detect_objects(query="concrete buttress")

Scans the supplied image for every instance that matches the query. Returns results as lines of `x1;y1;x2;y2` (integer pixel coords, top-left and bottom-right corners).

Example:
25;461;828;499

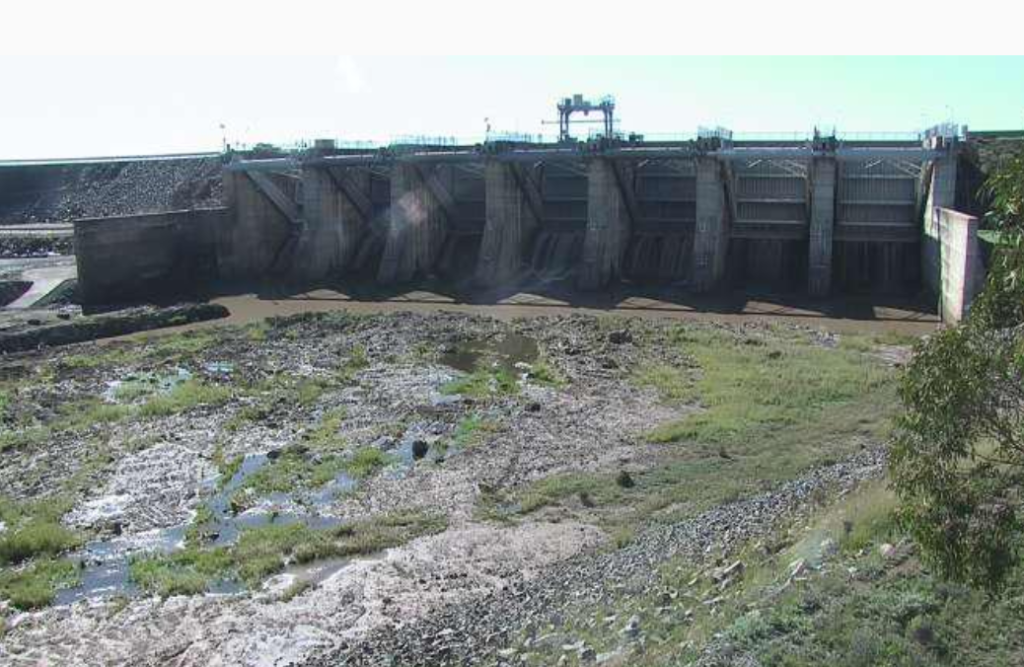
808;157;837;296
476;161;536;287
691;157;729;292
579;159;630;290
378;164;449;284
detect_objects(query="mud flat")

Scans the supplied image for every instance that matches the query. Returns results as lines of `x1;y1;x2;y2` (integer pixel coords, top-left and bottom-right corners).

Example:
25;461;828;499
0;310;920;665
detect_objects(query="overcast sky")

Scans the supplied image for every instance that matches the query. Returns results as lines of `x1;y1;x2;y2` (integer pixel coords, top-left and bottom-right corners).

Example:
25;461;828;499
2;56;1022;160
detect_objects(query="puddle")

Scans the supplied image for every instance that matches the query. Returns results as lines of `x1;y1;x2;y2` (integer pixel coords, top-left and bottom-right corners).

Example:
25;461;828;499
57;451;351;606
439;333;538;373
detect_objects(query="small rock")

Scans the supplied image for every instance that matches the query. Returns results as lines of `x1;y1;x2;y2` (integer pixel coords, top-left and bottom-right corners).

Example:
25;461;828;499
608;330;633;345
615;471;635;489
621;614;641;639
411;440;429;460
578;645;596;663
527;402;541;413
879;543;896;559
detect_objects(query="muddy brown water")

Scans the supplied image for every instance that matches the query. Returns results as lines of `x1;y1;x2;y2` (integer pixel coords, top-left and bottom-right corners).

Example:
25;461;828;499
97;286;939;345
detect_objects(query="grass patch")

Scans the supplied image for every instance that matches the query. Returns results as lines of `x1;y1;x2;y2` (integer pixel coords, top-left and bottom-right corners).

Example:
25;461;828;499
633;362;694;402
645;327;891;446
486;325;897;528
450;414;499;450
231;447;347;502
139;380;231;418
527;358;565;388
304;408;347;452
0;558;79;610
130;511;446;596
442;367;519;398
341;447;393;478
55;399;133;430
0;426;50;454
0;496;80;566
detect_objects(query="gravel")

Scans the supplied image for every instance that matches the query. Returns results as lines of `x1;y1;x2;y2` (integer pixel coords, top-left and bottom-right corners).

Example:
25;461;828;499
0;158;223;225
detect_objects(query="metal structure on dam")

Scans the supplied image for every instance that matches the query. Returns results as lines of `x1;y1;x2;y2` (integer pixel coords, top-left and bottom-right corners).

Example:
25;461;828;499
220;122;960;297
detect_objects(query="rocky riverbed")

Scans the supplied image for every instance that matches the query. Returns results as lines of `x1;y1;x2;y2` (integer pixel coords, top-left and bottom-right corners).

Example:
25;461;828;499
0;311;909;665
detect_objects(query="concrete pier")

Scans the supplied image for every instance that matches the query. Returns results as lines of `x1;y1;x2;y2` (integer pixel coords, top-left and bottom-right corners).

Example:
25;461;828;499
476;161;537;287
378;164;449;284
578;159;630;290
692;157;729;292
298;166;364;282
808;157;836;296
220;168;295;282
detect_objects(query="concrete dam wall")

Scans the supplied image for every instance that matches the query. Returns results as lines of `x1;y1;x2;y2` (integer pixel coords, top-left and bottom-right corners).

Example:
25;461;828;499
66;132;987;321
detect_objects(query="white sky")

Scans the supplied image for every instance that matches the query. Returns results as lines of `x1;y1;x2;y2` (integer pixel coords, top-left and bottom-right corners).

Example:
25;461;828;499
2;53;1022;159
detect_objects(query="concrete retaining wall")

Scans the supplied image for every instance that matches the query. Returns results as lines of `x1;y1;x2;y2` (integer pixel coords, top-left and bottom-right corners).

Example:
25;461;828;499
74;208;226;305
923;207;985;322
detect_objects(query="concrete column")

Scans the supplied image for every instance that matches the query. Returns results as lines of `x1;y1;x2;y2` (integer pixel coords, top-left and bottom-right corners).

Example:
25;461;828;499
218;168;291;282
691;157;729;292
378;164;448;284
476;161;536;287
579;159;630;290
808;157;837;296
298;167;367;282
921;147;959;302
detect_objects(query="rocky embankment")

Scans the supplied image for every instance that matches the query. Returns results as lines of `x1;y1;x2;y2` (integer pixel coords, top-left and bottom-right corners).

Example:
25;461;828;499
0;158;223;226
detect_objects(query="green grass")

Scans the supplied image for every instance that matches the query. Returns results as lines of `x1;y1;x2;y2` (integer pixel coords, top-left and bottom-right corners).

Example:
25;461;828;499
0;426;51;454
138;380;232;418
113;380;157;403
341;447;394;478
0;558;79;610
55;399;133;430
0;521;81;565
304;408;348;452
450;414;499;450
130;511;447;596
481;325;897;528
645;327;891;446
442;367;519;398
632;362;695;402
231;447;348;501
0;497;80;566
527;358;566;388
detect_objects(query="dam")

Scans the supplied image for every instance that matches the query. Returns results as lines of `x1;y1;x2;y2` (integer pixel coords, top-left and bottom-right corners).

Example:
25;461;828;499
12;106;987;322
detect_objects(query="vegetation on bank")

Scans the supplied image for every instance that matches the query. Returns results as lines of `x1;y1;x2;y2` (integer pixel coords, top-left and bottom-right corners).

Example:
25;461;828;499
512;480;1024;666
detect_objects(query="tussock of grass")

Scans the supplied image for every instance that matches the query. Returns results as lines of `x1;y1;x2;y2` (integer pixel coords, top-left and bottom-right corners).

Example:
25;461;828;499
305;408;347;452
0;521;81;565
527;358;565;388
450;414;498;450
0;426;50;454
442;367;519;398
139;380;231;418
56;400;133;430
342;447;393;478
0;497;80;566
0;558;79;610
